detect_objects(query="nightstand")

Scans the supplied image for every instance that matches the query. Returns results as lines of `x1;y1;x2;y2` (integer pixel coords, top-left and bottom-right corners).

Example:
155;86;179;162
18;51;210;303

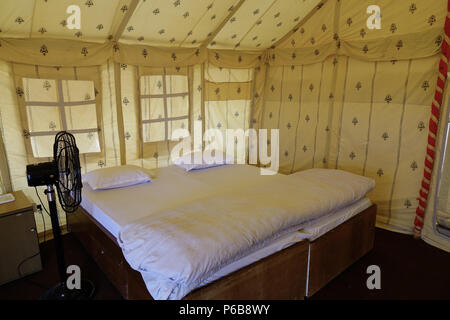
0;190;42;285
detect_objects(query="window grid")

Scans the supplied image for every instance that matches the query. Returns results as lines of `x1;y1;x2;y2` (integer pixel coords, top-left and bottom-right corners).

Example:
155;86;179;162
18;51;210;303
140;73;189;142
24;79;99;138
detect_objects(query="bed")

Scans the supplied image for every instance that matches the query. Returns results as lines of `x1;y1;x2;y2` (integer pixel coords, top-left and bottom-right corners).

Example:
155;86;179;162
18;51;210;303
67;164;377;299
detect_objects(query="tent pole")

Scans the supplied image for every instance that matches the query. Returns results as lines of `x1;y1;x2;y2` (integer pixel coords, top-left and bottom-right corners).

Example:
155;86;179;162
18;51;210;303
112;0;140;41
200;0;246;49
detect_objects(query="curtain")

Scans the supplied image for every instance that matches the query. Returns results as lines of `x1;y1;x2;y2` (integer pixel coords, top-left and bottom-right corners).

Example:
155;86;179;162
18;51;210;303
423;87;450;251
436;120;450;229
257;53;440;234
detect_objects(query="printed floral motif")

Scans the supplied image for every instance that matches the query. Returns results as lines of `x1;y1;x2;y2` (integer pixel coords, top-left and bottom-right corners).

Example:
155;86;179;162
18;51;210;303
16;87;24;97
377;169;384;177
404;199;412;208
43;80;51;91
418;121;425;131
40;45;48;56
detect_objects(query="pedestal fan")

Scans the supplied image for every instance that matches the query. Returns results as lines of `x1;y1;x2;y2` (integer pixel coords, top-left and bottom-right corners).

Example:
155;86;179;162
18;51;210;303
26;131;94;299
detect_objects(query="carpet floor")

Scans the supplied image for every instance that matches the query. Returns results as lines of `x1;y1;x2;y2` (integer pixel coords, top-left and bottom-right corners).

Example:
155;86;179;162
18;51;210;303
0;228;448;300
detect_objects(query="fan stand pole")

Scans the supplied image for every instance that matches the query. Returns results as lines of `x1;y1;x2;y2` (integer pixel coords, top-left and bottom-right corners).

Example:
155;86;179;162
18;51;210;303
46;185;67;285
40;185;95;300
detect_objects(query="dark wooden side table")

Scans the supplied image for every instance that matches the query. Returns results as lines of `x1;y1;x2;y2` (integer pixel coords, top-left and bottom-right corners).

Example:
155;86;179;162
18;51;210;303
0;190;42;285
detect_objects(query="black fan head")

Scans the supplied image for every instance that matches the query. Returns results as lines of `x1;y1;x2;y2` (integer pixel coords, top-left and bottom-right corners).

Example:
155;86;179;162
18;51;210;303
53;131;82;213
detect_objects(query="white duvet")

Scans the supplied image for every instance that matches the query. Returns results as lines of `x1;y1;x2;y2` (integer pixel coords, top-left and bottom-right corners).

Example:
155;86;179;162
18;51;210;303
117;168;375;300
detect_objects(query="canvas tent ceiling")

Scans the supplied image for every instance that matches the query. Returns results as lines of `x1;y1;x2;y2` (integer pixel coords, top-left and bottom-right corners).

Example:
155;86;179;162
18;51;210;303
0;0;321;49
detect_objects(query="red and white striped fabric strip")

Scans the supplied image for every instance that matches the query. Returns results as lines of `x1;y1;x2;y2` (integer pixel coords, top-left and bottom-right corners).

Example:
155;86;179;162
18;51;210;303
414;0;450;238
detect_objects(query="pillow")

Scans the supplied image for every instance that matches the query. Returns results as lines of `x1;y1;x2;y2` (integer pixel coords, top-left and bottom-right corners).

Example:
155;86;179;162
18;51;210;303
173;151;234;171
83;165;151;190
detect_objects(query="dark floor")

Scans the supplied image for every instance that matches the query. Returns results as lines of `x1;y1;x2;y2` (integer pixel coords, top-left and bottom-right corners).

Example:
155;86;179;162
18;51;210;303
0;228;448;300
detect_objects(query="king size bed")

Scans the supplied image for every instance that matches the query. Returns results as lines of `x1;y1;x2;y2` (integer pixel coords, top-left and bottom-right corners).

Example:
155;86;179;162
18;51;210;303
67;164;377;300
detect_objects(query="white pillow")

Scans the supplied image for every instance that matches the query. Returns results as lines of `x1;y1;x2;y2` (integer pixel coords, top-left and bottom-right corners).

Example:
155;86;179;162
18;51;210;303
83;165;151;190
173;151;234;171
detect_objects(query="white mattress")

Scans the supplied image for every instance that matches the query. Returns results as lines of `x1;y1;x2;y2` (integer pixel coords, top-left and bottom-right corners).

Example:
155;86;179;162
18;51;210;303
80;164;372;291
204;197;371;284
81;165;371;239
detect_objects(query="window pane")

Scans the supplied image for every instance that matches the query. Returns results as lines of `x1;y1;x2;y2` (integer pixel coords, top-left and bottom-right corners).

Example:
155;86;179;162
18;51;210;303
26;105;61;132
167;75;188;94
143;122;166;143
141;98;165;121
30;135;55;158
140;75;164;95
62;80;95;102
23;78;58;103
72;132;101;154
167;96;189;118
65;104;97;130
30;131;100;159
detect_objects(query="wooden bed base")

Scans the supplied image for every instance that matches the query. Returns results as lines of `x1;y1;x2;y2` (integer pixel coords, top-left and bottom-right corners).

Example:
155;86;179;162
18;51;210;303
67;204;376;300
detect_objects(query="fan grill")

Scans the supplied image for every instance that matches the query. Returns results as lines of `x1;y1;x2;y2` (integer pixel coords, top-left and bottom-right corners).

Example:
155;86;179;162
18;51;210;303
53;131;82;213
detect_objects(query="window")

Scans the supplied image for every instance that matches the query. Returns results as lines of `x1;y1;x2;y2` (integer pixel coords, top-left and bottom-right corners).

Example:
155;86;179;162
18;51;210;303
140;74;189;142
22;78;101;158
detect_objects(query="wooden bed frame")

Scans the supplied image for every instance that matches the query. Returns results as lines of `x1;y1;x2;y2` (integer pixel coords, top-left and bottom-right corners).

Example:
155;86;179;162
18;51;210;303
67;204;376;300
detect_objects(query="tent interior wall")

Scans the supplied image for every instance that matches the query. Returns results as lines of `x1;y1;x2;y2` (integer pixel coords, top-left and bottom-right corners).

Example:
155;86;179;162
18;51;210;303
0;0;449;252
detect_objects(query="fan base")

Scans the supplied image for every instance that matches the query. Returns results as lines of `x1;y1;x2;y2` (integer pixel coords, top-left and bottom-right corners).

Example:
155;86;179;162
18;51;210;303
40;280;95;300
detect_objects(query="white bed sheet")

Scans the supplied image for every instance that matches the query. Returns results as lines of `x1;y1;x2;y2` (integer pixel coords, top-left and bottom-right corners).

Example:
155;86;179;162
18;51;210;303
81;165;372;240
81;165;271;238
